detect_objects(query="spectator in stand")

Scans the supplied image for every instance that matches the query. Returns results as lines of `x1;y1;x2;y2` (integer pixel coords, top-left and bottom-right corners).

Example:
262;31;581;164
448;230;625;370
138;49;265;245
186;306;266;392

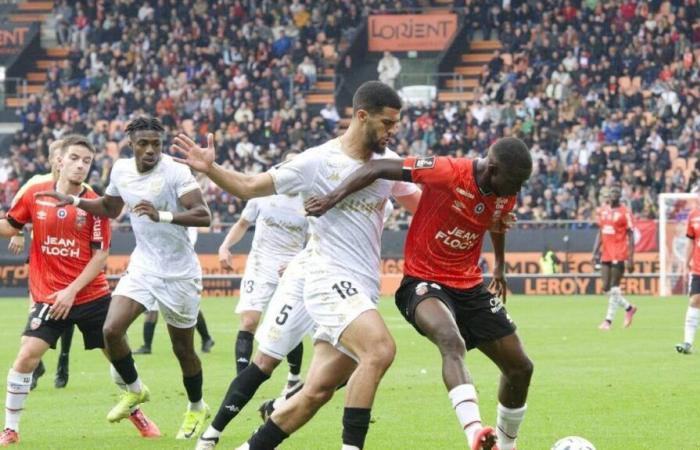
377;51;402;89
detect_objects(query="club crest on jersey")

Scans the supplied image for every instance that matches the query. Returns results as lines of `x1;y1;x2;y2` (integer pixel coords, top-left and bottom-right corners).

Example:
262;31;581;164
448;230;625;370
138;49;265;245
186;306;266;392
57;208;67;219
474;203;485;214
30;317;42;330
415;157;435;169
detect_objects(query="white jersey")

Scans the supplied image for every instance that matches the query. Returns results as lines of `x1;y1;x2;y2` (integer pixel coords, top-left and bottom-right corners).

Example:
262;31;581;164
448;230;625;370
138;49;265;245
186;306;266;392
241;194;308;283
268;138;417;297
106;154;202;279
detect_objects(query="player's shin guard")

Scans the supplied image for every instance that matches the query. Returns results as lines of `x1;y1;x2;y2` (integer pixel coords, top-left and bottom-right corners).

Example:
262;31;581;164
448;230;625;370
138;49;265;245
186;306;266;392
448;384;482;447
605;292;618;322
496;403;527;450
183;370;204;408
111;353;142;393
5;369;31;432
286;342;303;380
342;407;371;450
247;419;288;450
211;363;271;432
684;306;699;345
235;331;255;374
611;286;631;309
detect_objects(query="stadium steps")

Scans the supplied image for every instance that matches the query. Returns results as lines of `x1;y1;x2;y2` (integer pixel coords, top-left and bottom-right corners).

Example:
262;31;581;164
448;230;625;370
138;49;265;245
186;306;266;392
5;97;27;108
437;40;501;104
9;13;48;22
18;1;53;11
305;93;335;104
27;72;47;82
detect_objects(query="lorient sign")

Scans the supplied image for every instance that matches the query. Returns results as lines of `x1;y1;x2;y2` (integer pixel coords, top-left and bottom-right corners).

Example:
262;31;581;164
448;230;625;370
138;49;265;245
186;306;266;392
368;14;458;52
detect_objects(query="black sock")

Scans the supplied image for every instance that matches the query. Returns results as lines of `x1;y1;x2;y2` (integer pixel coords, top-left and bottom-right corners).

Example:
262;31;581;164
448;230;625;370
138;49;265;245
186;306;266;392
211;363;271;431
59;325;74;357
248;419;289;450
625;305;632;312
235;330;254;374
342;407;371;449
286;342;303;376
183;370;203;403
196;311;211;341
111;352;138;385
143;321;156;349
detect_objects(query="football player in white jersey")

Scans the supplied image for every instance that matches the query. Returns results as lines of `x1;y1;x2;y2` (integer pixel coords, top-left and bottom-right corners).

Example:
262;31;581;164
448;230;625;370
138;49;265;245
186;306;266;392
218;151;307;384
174;81;422;450
41;117;214;440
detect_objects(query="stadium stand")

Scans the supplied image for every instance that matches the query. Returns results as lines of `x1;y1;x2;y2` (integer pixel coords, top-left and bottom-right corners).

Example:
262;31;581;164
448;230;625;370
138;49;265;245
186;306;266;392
1;0;699;229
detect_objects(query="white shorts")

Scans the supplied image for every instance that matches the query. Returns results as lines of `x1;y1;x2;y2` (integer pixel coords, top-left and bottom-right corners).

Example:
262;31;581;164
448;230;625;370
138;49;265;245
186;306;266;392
255;256;314;360
114;271;202;328
236;276;278;313
304;271;378;361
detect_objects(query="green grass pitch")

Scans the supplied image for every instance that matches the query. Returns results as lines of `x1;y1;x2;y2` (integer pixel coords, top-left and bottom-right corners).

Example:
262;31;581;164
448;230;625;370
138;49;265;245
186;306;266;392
0;295;695;449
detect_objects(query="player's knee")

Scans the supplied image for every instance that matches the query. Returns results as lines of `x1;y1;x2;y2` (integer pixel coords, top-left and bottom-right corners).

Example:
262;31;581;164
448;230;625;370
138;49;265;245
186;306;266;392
435;331;466;359
363;336;396;372
505;356;534;386
240;314;259;332
302;383;335;406
253;352;281;374
171;340;196;361
13;352;39;374
102;322;124;344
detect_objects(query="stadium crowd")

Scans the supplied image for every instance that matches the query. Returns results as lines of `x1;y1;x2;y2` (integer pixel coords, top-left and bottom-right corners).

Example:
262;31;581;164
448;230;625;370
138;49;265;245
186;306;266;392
2;0;700;228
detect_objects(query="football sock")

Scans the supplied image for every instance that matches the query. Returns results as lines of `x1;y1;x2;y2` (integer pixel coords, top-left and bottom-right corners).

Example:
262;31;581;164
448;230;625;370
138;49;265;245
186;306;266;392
342;407;371;449
613;287;631;310
496;403;527;450
196;311;212;342
605;292;617;322
684;306;699;345
143;320;156;349
183;370;203;404
111;353;141;393
448;384;482;447
211;363;270;432
235;331;255;374
110;365;138;413
5;369;31;432
59;325;74;357
247;418;288;449
201;425;222;440
287;342;303;378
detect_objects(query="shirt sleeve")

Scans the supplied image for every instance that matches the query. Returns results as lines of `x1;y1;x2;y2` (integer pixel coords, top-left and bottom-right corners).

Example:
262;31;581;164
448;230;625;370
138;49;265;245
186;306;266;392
173;164;201;198
688;215;695;240
6;185;33;228
240;199;260;223
268;149;321;195
90;214;111;251
104;163;121;197
401;156;458;189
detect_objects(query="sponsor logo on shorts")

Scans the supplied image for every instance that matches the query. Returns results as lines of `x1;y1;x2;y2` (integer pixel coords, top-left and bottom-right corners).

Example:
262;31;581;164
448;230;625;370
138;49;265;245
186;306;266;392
415;282;441;296
415;157;435;169
489;296;504;314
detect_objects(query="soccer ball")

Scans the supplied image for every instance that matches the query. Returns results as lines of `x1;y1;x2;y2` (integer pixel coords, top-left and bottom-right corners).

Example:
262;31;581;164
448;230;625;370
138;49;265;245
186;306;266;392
551;436;596;450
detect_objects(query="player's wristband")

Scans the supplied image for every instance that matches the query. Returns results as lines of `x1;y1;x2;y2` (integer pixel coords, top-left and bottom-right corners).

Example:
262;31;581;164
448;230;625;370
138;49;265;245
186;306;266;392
70;195;80;207
158;211;174;223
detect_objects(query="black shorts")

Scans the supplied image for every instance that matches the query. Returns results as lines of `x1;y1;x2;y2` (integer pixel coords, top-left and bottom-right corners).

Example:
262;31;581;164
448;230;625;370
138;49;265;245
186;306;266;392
23;295;110;350
601;261;625;272
690;275;700;296
395;276;516;350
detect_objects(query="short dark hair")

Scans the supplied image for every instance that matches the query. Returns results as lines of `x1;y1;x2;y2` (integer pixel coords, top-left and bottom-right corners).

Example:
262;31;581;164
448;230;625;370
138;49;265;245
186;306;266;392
125;116;165;137
59;134;95;154
491;137;532;172
352;81;402;115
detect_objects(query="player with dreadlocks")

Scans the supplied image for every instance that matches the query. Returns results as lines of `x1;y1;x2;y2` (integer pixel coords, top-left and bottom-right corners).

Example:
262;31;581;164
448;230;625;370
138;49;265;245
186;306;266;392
38;117;213;440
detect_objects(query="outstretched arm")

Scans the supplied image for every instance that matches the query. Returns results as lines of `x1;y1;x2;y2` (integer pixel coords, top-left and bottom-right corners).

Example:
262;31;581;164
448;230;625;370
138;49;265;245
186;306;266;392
34;192;125;219
305;159;404;216
0;219;21;239
171;133;275;200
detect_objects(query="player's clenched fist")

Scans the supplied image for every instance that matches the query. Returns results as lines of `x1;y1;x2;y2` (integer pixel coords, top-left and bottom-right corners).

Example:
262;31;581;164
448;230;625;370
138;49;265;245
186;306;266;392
132;200;159;222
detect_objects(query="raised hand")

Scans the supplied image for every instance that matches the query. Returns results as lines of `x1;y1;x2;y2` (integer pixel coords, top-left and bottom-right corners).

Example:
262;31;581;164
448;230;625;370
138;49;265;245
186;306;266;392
171;133;216;173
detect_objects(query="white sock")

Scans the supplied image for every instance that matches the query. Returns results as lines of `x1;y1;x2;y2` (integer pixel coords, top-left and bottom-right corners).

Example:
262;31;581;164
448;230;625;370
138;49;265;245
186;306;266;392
684;306;699;345
287;373;300;383
126;378;142;394
188;399;205;411
201;425;221;439
605;293;617;322
110;365;139;413
496;403;527;450
613;287;631;310
448;384;482;447
272;395;286;410
5;369;31;432
341;445;360;450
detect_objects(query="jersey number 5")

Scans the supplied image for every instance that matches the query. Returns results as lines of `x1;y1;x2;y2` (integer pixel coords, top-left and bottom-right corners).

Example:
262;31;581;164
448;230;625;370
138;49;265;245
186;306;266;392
332;281;358;300
276;304;293;325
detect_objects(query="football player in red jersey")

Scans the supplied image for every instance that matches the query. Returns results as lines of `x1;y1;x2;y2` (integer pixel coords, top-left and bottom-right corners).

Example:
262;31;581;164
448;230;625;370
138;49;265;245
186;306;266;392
676;196;700;354
306;137;533;450
592;184;637;331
